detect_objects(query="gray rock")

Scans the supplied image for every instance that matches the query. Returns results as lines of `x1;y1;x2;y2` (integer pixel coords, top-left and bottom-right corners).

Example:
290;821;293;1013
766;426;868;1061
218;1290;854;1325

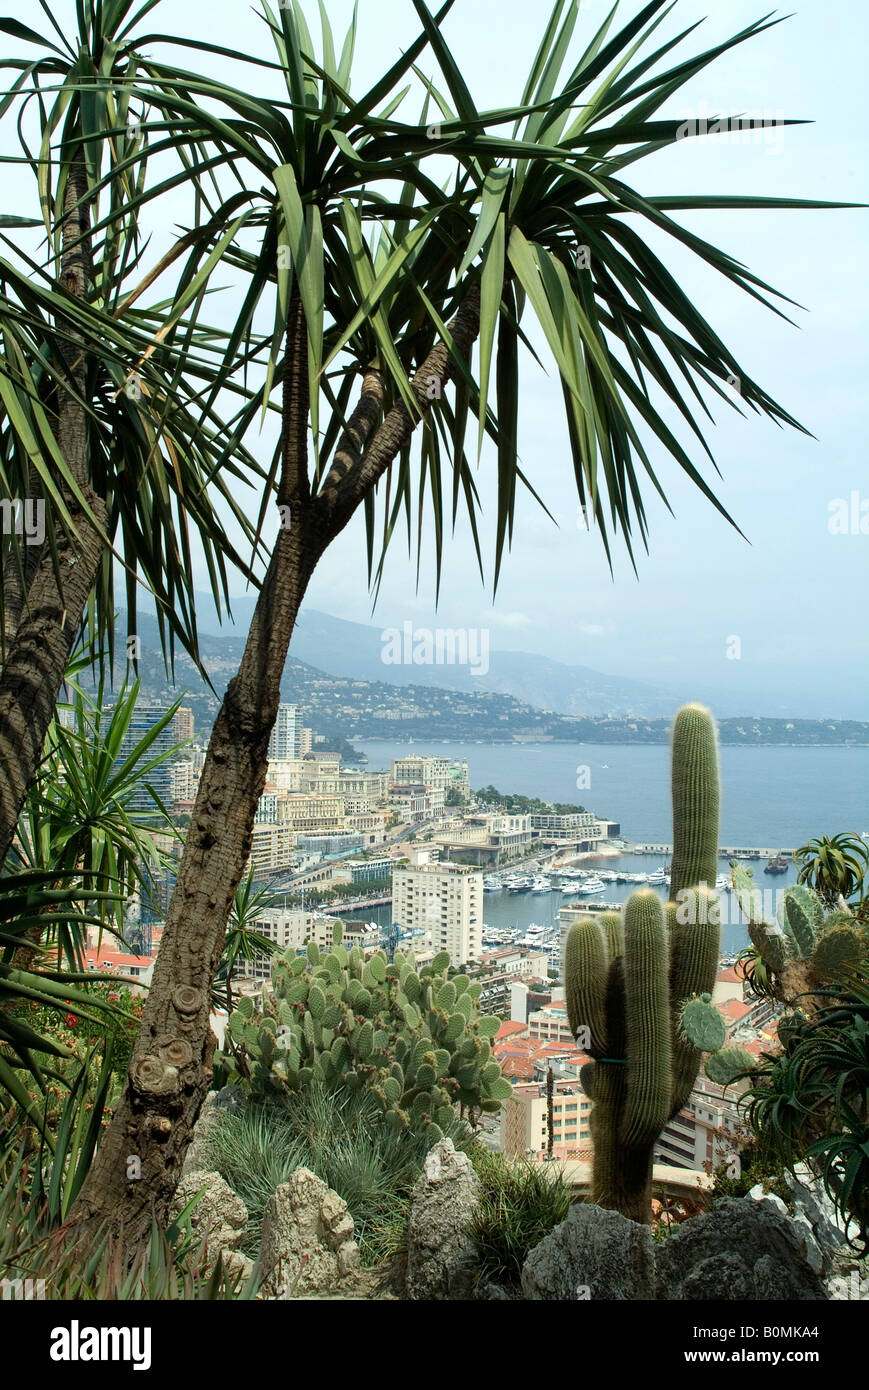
827;1250;869;1301
406;1139;482;1301
181;1092;220;1177
656;1199;829;1301
747;1183;789;1220
521;1203;656;1301
786;1167;849;1261
791;1205;825;1275
678;1250;754;1301
212;1084;246;1114
259;1167;360;1297
169;1169;248;1273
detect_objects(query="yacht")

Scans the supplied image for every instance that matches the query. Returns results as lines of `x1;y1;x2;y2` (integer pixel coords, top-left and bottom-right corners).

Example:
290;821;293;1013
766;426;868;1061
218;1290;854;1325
483;875;503;892
578;875;606;895
508;876;533;894
560;881;584;895
715;874;731;892
647;867;669;886
530;876;552;893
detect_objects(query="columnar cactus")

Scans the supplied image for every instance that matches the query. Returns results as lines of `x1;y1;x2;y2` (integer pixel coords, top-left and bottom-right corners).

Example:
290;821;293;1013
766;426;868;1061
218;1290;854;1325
565;703;722;1223
218;932;511;1145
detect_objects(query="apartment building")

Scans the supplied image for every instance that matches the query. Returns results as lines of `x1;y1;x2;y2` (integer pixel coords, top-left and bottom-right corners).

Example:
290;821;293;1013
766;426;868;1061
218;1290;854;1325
171;760;199;804
464;948;550;1014
391;861;483;966
250;822;297;873
173;707;194;743
267;704;300;761
501;1077;593;1159
527;1000;576;1047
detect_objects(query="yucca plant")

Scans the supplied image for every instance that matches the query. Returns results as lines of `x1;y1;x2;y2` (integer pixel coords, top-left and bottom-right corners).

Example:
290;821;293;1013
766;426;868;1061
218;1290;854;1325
1;662;180;1110
0;0;269;863
68;0;853;1240
213;867;283;1015
0;1137;260;1298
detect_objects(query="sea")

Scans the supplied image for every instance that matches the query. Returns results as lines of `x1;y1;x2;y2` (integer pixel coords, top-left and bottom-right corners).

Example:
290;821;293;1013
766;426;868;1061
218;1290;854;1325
346;739;868;958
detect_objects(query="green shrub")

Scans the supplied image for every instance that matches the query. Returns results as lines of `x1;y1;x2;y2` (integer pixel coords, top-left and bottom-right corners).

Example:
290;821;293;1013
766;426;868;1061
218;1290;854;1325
468;1147;573;1292
203;1083;470;1265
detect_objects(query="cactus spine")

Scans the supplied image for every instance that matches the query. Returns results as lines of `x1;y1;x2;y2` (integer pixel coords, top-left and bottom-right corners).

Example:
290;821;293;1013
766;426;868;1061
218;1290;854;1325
565;703;721;1223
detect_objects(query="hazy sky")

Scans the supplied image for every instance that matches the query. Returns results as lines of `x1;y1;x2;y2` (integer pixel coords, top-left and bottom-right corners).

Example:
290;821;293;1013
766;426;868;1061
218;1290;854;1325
4;0;867;716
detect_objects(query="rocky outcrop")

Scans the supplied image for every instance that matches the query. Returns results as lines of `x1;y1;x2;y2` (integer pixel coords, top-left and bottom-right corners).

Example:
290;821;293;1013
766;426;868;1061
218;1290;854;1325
522;1203;656;1301
656;1197;830;1300
169;1169;248;1273
406;1139;482;1300
259;1167;361;1297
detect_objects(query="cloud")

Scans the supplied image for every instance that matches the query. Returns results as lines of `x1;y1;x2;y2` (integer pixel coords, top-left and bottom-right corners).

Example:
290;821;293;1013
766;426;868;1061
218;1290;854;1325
579;623;607;637
488;610;534;630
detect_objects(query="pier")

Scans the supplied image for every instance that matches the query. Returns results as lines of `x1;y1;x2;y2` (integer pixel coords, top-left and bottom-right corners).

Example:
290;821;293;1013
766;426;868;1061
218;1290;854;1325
630;844;795;859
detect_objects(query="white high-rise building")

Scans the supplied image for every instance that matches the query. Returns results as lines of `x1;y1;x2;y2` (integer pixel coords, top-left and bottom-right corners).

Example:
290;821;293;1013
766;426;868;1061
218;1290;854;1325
392;861;483;966
268;704;300;760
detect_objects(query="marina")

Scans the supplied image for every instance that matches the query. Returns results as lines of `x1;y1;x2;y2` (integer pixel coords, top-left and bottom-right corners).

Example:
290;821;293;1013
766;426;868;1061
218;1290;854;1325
347;849;804;959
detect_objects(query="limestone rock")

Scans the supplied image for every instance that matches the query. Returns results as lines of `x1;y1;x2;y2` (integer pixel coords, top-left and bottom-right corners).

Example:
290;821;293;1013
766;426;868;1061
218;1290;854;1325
522;1203;656;1301
169;1169;248;1272
182;1092;219;1177
656;1198;829;1300
406;1139;482;1300
260;1167;361;1297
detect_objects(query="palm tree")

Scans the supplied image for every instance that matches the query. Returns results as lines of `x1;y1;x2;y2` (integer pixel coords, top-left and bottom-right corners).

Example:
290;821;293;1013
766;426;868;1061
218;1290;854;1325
71;0;853;1235
0;0;267;862
215;868;282;1016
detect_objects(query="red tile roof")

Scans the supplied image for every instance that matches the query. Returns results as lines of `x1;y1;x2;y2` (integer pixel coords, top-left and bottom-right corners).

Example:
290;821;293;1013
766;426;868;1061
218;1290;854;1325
720;999;752;1022
495;1021;529;1040
716;966;743;984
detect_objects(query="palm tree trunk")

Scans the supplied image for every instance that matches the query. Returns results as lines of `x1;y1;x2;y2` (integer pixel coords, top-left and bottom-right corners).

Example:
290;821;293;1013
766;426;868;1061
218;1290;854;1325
73;291;321;1231
0;155;106;865
73;285;481;1239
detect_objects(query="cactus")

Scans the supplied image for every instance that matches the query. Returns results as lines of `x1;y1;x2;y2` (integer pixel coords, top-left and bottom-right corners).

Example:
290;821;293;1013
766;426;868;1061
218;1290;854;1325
704;1046;755;1087
217;925;509;1143
680;994;727;1052
812;923;864;978
732;861;866;1012
564;703;722;1223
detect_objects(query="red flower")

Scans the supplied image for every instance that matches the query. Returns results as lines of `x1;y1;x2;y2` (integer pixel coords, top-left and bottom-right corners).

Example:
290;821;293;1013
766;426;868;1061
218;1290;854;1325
65;1013;78;1028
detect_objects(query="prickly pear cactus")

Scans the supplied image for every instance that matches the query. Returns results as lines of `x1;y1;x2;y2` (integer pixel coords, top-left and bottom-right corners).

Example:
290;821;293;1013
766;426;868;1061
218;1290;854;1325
680;994;727;1052
219;925;511;1142
704;1046;755;1087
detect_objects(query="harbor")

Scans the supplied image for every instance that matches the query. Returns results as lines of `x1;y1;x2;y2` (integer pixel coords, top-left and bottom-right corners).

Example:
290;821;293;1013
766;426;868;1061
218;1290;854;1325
341;848;802;960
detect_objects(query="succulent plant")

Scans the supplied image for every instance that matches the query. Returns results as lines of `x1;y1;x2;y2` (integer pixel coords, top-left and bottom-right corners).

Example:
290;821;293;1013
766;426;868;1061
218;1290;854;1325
680;994;727;1053
704;1046;755;1087
731;862;867;1011
217;929;511;1142
565;703;723;1224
